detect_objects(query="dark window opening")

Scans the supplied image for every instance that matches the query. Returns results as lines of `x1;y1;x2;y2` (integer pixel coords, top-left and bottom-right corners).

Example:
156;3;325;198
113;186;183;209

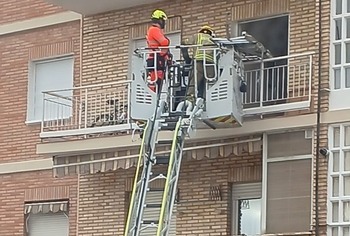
238;16;289;105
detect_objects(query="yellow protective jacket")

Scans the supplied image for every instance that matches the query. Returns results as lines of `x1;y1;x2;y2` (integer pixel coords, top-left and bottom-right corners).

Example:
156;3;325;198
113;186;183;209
183;33;215;62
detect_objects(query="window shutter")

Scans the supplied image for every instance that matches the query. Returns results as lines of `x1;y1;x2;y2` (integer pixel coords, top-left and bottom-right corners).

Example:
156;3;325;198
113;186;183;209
266;159;312;233
27;212;68;236
30;57;74;121
232;182;262;200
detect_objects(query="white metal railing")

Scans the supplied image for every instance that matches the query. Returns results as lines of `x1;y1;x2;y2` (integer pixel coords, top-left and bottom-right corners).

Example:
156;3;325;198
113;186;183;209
40;81;134;138
243;52;314;115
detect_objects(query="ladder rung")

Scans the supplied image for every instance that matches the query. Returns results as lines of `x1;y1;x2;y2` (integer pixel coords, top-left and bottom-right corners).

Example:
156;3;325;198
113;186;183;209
155;155;170;165
157;140;172;145
147;188;164;192
164;117;179;123
145;203;162;208
142;220;159;225
168;111;187;117
160;122;177;131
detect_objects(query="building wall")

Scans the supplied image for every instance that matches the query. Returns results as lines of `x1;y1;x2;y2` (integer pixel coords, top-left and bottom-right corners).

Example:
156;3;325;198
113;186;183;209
0;21;80;164
0;3;81;236
78;151;262;235
0;170;77;236
78;0;331;235
0;0;63;25
81;0;324;115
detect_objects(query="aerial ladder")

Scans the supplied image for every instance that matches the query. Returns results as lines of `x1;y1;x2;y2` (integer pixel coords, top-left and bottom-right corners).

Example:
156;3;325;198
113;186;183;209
124;32;270;236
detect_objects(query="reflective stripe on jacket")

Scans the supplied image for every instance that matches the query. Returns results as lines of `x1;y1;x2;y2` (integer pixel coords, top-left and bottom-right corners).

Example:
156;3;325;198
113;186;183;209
183;33;215;62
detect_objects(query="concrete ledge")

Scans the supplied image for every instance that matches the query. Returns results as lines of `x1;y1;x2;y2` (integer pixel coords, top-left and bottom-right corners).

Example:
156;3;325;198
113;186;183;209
0;158;52;175
0;11;81;36
36;108;350;157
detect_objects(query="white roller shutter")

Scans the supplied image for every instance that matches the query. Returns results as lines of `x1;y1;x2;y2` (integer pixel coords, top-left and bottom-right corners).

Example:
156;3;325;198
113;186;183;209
232;182;262;200
141;191;177;236
27;212;69;236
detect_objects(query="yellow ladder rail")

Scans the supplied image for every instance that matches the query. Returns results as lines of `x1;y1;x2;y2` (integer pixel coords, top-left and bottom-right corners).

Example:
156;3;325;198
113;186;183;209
124;120;150;236
156;119;182;236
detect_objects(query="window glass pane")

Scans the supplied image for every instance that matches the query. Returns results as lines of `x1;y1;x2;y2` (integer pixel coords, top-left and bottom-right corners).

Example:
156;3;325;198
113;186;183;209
346;68;350;88
347;43;350;63
332;227;338;236
345;176;350;196
344;227;350;235
345;151;350;171
344;201;350;222
347;18;350;38
337;0;343;14
336;18;342;40
333;201;339;222
333;177;340;197
334;127;341;147
333;152;340;172
334;69;341;89
348;0;350;12
335;44;342;65
346;126;350;146
240;199;261;235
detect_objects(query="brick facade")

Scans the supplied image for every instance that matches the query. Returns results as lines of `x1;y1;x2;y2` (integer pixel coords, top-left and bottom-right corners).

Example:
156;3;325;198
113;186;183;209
0;3;80;236
78;152;262;235
0;170;77;236
0;0;335;235
0;21;80;163
0;0;63;25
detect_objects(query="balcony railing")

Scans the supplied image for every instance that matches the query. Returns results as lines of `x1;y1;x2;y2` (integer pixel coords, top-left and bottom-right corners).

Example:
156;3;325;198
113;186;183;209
243;52;314;115
40;81;136;138
39;52;314;139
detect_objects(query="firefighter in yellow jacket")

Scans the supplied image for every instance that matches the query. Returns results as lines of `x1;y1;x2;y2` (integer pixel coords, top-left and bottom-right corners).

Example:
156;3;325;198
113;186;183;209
182;25;216;101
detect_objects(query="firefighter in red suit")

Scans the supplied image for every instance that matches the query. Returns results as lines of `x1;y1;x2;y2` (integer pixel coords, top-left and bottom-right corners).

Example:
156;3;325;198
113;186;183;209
146;9;171;93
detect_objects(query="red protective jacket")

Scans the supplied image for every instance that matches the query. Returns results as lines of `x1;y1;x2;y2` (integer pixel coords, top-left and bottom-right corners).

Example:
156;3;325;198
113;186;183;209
146;24;170;58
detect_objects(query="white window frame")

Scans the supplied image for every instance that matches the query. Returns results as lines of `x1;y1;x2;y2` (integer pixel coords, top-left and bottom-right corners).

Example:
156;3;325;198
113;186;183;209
330;0;350;110
261;132;314;233
26;55;74;124
231;182;262;236
327;123;350;235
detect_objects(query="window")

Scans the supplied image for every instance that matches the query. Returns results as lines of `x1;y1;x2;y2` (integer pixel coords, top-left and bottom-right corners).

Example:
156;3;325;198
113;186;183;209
25;201;69;236
264;131;312;233
236;16;289;105
328;124;350;235
330;0;350;110
27;56;74;122
232;183;262;236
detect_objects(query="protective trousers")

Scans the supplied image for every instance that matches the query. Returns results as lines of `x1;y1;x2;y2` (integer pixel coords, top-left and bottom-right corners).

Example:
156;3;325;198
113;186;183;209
187;61;215;101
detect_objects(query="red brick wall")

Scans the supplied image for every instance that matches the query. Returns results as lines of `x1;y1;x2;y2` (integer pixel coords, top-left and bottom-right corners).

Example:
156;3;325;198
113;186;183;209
0;21;80;163
0;170;77;236
78;153;262;235
0;0;64;25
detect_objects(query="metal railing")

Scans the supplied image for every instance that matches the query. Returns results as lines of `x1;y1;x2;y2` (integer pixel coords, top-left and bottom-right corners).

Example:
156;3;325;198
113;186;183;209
243;52;314;115
40;52;315;138
40;81;133;138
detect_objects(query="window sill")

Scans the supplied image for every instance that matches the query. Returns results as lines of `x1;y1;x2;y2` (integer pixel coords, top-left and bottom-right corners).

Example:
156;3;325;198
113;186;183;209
25;120;41;126
262;232;312;236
